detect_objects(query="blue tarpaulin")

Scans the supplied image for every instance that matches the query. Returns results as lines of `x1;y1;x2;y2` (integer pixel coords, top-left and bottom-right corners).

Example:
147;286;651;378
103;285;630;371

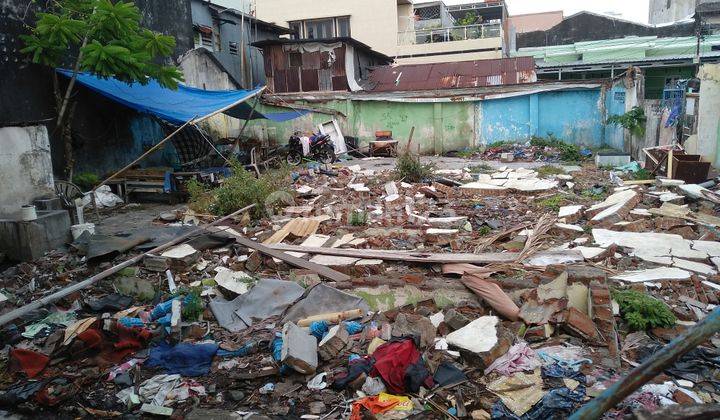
58;69;308;125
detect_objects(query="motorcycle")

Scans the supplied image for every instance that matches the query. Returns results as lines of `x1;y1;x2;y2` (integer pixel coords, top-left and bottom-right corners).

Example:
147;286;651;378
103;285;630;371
286;131;335;166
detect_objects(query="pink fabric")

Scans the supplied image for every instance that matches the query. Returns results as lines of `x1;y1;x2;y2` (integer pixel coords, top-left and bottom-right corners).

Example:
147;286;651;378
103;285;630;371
484;341;541;375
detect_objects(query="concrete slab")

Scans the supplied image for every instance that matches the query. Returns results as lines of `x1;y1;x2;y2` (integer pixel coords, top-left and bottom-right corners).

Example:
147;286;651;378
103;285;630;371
0;210;71;261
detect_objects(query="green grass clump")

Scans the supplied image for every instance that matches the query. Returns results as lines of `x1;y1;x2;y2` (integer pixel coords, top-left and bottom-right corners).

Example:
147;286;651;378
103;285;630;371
632;168;654;181
349;210;369;226
72;172;100;191
395;151;434;183
187;160;292;219
537;195;567;212
531;135;583;162
487;140;516;148
468;163;495;174
536;165;565;177
612;288;676;331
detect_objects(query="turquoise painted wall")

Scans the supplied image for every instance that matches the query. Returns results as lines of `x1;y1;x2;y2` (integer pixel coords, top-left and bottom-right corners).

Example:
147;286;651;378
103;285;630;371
248;88;618;154
604;84;626;151
478;89;611;147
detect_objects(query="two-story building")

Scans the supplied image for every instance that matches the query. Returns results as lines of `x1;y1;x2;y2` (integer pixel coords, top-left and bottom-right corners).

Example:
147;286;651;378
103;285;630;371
254;0;507;65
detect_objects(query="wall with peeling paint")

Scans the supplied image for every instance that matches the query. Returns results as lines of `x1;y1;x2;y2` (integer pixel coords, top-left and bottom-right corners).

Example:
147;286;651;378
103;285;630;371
246;99;476;154
0;126;55;216
247;88;620;153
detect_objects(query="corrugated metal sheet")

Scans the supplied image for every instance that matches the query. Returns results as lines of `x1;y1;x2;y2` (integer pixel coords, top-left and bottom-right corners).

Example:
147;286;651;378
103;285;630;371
369;57;537;92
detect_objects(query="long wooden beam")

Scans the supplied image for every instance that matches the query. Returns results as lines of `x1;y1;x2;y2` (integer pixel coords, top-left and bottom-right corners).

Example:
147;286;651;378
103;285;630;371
0;204;256;327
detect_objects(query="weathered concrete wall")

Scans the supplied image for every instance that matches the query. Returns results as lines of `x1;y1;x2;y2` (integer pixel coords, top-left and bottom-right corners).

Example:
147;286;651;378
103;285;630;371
518;12;694;48
248;89;619;153
0;126;55;216
0;0;194;178
649;0;696;24
478;89;608;147
698;64;720;167
246;99;476;155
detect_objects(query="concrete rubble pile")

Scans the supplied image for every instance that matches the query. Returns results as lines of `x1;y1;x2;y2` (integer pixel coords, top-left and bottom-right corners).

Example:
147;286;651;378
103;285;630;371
2;159;720;419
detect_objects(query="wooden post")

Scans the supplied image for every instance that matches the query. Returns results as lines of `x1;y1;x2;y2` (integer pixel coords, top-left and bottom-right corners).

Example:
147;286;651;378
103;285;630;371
569;306;720;420
667;148;674;179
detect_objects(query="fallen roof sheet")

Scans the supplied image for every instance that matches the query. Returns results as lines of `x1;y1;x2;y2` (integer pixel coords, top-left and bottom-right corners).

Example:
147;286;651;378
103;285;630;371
368;57;537;92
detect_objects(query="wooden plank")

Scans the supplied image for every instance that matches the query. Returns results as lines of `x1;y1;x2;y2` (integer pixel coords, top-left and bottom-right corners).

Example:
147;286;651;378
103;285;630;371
267;244;519;264
232;235;350;282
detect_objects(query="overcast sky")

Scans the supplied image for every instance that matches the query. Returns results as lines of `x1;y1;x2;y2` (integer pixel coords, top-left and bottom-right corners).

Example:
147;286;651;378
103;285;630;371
212;0;652;24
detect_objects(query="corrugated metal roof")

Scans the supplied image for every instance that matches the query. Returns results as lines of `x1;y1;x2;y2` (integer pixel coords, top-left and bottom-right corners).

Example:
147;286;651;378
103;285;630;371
368;57;537;92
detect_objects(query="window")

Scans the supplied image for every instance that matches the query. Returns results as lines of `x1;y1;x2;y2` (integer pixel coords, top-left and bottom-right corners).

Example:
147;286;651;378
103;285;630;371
289;21;302;40
290;16;351;40
306;18;334;39
229;41;239;55
337;17;350;37
289;52;303;67
194;26;214;50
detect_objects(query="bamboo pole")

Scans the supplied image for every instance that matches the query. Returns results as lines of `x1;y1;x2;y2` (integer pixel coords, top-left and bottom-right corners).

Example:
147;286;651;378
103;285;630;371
569;306;720;419
91;118;196;193
0;204;256;328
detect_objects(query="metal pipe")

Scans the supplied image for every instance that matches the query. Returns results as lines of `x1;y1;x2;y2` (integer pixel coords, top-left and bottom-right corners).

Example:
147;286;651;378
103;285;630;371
569;306;720;420
0;204;256;328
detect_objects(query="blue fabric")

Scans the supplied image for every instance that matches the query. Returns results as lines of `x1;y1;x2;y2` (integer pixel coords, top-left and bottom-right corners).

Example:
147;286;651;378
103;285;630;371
146;342;219;376
57;69;309;124
310;321;329;340
344;321;363;335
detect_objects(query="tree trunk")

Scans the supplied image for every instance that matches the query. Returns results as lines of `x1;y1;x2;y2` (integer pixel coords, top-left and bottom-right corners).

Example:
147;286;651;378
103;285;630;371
63;102;78;179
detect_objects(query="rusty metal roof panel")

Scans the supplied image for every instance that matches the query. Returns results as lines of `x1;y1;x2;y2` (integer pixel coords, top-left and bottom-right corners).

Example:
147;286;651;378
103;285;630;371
368;57;537;92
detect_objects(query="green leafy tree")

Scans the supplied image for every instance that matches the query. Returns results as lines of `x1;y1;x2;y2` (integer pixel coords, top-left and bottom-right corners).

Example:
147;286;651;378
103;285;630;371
457;11;479;26
20;0;184;177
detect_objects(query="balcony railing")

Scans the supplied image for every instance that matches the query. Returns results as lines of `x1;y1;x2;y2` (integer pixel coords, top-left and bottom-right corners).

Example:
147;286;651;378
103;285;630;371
398;23;502;46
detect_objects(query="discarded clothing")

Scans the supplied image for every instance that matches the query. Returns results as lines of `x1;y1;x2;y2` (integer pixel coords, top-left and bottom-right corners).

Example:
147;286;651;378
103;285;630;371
72;323;152;364
640;344;720;388
35;377;73;406
86;293;134;312
282;283;370;324
21;311;76;339
350;395;400;420
536;345;591;372
332;357;374;390
433;362;466;387
370;338;433;394
0;381;44;405
9;348;49;378
485;341;541;376
487;371;545;417
461;274;520;321
146;342;219;377
209;279;304;332
492;386;585;420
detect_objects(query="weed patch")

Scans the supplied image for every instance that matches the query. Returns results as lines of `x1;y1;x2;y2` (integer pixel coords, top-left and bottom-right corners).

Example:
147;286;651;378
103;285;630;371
531;135;583;162
395;150;434;182
537;194;567;212
612;288;676;331
187;161;292;219
536;165;565;177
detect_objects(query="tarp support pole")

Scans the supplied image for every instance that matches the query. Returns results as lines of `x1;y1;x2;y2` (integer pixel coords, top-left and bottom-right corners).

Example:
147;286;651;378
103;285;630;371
89;117;196;219
0;203;256;328
569;306;720;420
228;95;261;163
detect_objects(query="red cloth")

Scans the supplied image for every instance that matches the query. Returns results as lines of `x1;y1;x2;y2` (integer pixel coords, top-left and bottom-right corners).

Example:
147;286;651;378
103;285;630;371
74;324;152;364
77;329;103;349
9;348;49;378
370;339;421;394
